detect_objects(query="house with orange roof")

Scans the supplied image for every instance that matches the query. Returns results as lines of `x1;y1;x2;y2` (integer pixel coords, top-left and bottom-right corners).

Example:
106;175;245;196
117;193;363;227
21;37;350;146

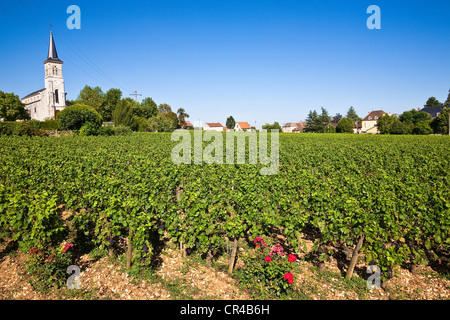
234;121;252;131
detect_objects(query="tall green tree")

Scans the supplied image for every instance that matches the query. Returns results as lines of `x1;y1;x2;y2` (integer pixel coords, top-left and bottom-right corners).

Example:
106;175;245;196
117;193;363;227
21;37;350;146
377;114;396;134
139;97;158;118
77;85;106;113
226;116;236;130
346;106;361;124
332;113;342;123
431;107;450;134
424;97;442;107
399;109;431;124
0;91;30;121
304;110;318;132
318;107;330;126
305;108;330;133
157;104;178;131
101;88;122;122
177;108;190;128
112;98;136;128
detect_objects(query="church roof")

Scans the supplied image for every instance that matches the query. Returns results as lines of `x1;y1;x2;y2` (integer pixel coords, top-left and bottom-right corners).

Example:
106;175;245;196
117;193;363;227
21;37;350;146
21;88;45;100
43;31;63;64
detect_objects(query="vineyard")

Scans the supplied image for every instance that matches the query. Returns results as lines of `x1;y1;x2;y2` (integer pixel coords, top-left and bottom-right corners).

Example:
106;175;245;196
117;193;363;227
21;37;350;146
0;132;449;298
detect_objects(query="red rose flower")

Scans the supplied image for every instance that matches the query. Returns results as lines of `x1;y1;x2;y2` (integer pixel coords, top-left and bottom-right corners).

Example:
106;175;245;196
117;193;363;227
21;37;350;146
62;243;74;253
288;254;297;263
283;273;294;284
265;256;272;263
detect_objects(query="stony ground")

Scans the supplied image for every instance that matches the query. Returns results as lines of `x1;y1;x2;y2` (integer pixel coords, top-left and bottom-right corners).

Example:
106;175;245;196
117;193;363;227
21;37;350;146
0;238;448;300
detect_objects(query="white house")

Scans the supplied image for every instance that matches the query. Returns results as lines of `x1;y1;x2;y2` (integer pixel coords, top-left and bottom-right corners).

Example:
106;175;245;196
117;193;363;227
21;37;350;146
203;122;224;131
234;122;252;131
282;122;307;133
21;32;68;121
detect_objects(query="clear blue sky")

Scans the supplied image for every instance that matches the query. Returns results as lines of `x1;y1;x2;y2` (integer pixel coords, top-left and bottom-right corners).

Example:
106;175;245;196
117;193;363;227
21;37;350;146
1;0;449;127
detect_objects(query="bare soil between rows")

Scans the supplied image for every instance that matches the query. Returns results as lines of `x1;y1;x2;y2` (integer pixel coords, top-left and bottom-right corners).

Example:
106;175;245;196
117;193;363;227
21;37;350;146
0;238;449;300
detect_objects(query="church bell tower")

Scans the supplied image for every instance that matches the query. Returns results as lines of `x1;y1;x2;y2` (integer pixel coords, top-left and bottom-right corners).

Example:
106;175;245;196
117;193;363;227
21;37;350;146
43;31;66;117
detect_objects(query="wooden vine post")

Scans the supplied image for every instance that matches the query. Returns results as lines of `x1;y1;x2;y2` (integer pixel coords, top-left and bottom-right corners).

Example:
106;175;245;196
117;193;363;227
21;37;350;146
176;186;187;258
228;238;239;274
126;228;133;269
206;250;213;268
180;241;186;258
345;235;365;279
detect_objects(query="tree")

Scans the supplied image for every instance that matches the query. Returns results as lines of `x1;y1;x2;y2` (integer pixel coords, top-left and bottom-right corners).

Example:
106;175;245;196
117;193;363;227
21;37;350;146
332;113;343;123
305;107;331;133
389;117;410;135
147;113;177;132
0;91;30;121
226;116;235;130
431;107;450;134
399;109;431;124
57;103;102;130
424;97;442;108
346;106;361;124
77;85;106;115
304;110;319;132
336;117;354;133
177;108;190;128
377;114;396;134
134;98;157;120
102;88;122;122
318;107;331;126
155;104;178;132
139;97;158;118
112;98;136;128
412;121;433;135
262;122;282;132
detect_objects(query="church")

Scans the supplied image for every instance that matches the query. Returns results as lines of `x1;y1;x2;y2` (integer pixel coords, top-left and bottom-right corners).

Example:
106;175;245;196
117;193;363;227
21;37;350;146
21;31;68;121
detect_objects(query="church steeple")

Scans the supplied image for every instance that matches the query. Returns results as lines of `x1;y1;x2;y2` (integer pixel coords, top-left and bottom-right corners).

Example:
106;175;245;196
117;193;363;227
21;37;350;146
44;31;63;64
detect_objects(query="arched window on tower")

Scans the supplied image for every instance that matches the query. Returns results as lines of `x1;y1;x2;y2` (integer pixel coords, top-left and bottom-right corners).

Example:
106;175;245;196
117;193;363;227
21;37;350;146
55;89;59;104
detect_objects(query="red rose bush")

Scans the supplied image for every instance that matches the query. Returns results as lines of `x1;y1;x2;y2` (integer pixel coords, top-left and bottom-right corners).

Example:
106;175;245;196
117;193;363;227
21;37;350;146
238;236;297;296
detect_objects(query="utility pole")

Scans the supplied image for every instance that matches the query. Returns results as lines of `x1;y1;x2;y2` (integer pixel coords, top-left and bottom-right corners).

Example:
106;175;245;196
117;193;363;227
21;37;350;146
129;91;142;103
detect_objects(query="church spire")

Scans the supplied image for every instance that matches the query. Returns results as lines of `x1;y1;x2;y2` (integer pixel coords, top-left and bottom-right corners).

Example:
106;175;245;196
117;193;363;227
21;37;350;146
44;31;62;64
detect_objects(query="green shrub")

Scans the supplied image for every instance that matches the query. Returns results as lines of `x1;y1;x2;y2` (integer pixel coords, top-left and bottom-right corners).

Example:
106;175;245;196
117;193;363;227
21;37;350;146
97;125;116;136
337;117;354;133
57;104;102;131
323;124;336;133
13;122;47;137
114;124;132;135
26;243;74;292
0;122;14;135
28;119;42;129
40;119;60;130
79;122;99;136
